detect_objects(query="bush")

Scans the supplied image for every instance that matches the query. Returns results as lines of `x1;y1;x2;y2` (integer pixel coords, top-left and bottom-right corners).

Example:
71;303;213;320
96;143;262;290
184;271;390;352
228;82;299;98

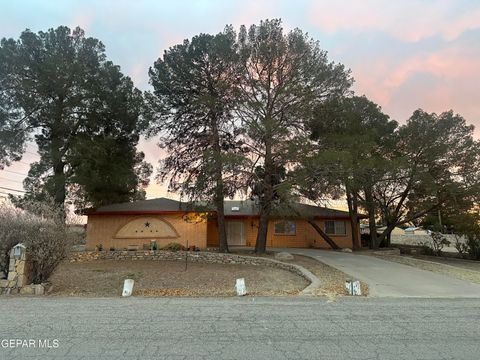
429;232;451;256
162;242;186;252
0;199;72;283
465;236;480;260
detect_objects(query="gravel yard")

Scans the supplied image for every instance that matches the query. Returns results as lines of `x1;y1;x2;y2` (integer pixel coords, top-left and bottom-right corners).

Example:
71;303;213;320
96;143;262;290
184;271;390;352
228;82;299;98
288;255;369;297
48;259;308;297
373;254;480;285
229;250;368;297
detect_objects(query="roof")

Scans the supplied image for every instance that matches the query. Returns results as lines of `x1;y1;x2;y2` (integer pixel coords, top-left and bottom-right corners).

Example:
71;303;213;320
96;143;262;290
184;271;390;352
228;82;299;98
91;197;194;214
90;197;356;219
223;200;353;219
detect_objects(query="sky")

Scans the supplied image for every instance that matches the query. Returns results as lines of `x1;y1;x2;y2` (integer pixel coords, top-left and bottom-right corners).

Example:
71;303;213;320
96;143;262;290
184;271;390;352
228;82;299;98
1;0;479;201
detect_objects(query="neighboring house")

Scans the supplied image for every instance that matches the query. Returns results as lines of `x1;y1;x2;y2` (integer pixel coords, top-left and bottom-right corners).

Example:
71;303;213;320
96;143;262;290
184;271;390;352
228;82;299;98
85;197;360;250
404;226;430;235
378;226;405;235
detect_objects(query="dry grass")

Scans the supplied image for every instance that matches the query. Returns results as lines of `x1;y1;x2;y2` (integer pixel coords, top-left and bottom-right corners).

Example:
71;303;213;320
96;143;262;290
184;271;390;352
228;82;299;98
373;254;480;284
229;250;369;297
48;259;308;297
288;255;369;297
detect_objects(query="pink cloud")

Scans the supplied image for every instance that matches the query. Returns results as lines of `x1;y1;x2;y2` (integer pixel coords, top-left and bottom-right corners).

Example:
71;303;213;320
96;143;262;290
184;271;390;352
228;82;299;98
69;10;95;31
351;43;480;135
308;1;480;42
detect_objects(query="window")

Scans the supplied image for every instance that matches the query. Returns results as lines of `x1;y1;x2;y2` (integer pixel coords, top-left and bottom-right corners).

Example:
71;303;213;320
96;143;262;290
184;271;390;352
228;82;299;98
324;220;346;235
274;220;296;235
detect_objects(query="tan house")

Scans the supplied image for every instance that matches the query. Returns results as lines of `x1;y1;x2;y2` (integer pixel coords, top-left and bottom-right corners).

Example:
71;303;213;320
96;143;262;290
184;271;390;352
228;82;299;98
85;198;359;250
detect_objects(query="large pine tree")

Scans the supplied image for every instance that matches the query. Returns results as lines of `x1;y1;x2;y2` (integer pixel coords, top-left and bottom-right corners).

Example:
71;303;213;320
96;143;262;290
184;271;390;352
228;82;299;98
236;19;352;253
146;27;247;252
0;26;151;216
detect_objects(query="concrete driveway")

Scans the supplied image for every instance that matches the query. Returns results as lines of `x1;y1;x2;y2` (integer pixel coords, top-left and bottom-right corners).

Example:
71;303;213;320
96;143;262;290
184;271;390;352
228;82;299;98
283;248;480;298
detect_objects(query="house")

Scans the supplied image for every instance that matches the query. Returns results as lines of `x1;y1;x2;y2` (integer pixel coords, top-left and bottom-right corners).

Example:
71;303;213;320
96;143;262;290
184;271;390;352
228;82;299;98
360;225;405;235
404;226;430;235
85;197;360;250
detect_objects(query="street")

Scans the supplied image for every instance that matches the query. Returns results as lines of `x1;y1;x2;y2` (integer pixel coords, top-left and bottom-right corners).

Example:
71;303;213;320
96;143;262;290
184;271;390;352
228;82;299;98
1;297;479;359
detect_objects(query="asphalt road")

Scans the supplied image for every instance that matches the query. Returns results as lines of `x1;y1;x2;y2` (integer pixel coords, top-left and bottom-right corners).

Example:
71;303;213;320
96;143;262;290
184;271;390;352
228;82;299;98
1;297;479;360
284;248;480;297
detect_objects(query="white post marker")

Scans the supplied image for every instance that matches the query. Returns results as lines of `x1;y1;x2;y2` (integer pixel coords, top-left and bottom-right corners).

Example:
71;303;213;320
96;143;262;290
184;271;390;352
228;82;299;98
235;278;247;296
122;279;134;297
345;280;362;296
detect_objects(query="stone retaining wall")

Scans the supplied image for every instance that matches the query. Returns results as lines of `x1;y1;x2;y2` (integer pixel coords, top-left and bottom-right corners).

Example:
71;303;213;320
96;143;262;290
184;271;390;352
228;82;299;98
69;250;320;295
391;234;465;254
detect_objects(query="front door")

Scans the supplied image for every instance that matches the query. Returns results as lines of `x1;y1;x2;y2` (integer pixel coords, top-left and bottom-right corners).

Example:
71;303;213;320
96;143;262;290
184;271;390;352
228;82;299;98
226;221;245;246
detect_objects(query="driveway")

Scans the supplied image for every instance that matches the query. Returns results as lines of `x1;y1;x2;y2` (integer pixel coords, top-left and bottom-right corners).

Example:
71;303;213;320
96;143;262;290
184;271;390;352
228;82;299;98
283;248;480;298
1;297;480;360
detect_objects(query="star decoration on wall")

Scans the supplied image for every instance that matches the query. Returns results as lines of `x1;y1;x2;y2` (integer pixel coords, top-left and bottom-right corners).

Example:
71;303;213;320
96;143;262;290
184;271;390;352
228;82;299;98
144;221;151;228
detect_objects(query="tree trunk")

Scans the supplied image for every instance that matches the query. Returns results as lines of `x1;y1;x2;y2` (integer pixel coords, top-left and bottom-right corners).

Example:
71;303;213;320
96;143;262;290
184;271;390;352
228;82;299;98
385;232;391;247
307;220;340;249
255;210;270;253
210;114;228;253
51;136;66;223
215;194;229;253
346;187;360;250
254;122;274;254
364;187;378;249
215;185;228;253
377;222;396;247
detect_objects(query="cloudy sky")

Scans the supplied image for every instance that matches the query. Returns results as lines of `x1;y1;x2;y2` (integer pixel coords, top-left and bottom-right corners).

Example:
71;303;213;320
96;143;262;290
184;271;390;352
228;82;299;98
1;0;479;199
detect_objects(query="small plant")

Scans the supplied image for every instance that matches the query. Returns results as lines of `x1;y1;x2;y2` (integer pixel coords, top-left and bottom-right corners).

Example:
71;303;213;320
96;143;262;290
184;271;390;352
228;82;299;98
109;246;115;251
453;235;469;257
429;232;450;256
96;244;103;251
162;242;186;252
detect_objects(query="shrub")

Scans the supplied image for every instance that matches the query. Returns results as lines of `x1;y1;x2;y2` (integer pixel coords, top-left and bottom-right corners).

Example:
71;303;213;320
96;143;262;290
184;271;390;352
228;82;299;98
448;213;480;261
0;199;72;283
162;242;186;252
465;236;480;260
453;235;469;257
429;232;451;256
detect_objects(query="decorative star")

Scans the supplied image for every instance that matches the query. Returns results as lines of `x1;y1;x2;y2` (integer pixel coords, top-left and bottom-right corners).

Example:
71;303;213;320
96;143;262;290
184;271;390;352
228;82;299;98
144;221;151;228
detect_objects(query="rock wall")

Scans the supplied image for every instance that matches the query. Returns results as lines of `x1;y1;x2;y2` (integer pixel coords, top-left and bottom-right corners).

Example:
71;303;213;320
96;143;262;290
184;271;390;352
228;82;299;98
0;244;36;295
391;234;465;253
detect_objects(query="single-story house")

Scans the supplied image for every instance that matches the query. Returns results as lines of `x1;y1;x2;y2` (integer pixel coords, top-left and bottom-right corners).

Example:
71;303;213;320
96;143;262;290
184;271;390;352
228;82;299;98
85;197;360;250
361;225;405;235
404;226;430;235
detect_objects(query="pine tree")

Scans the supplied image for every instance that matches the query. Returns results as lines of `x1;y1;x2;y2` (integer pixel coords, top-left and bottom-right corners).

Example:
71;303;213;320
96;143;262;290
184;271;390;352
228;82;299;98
0;26;150;217
146;27;247;253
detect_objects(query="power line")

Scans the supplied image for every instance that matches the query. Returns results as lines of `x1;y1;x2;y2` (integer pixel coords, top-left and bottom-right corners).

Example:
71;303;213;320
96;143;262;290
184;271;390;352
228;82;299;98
0;177;24;184
15;160;32;166
0;186;25;193
0;169;28;176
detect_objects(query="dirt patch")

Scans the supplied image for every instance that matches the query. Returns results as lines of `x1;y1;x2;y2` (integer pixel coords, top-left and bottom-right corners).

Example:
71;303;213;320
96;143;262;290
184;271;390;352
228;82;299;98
48;260;308;297
229;250;368;297
373;254;480;285
409;255;480;272
288;255;369;297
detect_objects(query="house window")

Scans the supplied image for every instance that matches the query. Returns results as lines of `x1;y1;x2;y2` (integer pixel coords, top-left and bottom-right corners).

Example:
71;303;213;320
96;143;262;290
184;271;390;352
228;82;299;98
274;220;296;235
325;220;346;235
